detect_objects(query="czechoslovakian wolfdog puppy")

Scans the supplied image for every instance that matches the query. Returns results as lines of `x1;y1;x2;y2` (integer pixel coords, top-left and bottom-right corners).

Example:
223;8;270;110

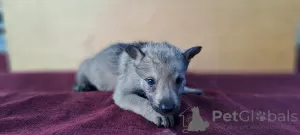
73;41;203;128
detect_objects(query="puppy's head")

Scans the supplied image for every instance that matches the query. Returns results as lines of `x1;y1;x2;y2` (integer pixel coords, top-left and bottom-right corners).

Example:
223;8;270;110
125;42;202;115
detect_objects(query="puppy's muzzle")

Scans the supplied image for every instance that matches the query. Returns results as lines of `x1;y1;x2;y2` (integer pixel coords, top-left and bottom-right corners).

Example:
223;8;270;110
159;103;175;114
152;99;179;115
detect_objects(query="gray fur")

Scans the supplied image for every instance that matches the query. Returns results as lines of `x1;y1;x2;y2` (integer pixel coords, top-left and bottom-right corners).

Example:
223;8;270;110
74;41;202;128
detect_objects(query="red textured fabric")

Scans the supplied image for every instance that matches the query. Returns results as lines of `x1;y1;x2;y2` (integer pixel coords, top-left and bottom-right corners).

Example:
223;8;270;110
0;53;9;73
298;47;300;73
0;72;300;135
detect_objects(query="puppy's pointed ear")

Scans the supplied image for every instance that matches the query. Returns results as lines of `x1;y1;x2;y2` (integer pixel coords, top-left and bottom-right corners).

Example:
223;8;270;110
183;46;202;61
125;45;145;64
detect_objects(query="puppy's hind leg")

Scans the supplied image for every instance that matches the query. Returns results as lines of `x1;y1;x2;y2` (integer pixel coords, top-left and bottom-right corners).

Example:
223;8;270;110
73;70;98;92
181;86;204;95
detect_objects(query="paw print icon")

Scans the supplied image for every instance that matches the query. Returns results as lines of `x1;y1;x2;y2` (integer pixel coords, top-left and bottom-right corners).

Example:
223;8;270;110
256;111;266;121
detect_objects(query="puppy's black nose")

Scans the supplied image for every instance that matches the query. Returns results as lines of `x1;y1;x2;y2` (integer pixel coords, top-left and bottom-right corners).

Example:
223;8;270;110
159;103;175;113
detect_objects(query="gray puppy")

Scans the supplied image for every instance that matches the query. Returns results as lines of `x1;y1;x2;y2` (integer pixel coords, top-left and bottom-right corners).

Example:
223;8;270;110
73;41;203;128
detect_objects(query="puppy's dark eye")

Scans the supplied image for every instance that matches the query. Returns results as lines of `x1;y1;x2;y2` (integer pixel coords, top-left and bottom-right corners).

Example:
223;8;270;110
145;78;155;86
176;77;183;84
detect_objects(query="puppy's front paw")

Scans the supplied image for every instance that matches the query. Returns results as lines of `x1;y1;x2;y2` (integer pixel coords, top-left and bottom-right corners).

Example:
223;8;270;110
156;115;174;128
149;112;174;128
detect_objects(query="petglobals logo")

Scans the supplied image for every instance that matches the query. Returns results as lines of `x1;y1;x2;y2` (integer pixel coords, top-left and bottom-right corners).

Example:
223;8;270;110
212;110;298;122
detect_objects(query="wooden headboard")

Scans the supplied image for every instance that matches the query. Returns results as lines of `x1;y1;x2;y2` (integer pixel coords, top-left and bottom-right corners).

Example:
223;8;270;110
3;0;300;73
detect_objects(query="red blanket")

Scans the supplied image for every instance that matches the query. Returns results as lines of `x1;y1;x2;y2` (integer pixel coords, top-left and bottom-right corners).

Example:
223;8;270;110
0;72;300;135
0;53;8;73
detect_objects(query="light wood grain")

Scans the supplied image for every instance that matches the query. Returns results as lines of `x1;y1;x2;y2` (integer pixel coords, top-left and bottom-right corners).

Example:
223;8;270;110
3;0;300;73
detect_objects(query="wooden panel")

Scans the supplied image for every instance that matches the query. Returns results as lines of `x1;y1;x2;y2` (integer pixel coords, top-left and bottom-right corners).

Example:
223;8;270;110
3;0;300;73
